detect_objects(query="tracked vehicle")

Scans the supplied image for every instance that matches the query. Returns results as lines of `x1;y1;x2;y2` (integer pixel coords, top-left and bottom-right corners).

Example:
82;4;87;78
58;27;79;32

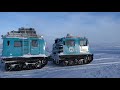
50;34;93;66
1;27;48;71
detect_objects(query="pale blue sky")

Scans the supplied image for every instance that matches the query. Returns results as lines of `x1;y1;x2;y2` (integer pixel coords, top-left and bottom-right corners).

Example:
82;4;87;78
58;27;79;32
0;12;120;46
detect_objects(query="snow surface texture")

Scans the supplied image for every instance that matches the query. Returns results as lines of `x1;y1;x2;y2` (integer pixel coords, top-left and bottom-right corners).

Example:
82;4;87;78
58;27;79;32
0;44;120;78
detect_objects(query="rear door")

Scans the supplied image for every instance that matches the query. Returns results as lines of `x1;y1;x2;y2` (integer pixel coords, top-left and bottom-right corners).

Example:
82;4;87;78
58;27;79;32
30;39;40;55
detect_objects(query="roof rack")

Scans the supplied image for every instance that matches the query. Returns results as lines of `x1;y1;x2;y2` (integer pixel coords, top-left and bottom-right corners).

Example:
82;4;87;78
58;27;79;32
2;27;43;38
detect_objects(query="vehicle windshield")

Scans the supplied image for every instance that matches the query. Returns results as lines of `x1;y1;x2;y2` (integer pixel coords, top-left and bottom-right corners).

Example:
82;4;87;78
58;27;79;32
66;40;75;46
80;39;88;46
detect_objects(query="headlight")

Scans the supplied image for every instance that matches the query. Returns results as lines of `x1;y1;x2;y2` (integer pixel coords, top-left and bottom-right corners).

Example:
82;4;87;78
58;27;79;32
81;48;87;51
80;46;89;52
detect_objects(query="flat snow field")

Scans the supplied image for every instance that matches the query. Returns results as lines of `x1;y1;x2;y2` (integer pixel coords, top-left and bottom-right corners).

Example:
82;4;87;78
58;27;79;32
0;44;120;78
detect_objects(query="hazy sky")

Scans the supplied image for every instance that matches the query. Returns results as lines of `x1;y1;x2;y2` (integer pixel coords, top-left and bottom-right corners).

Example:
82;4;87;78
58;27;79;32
0;12;120;46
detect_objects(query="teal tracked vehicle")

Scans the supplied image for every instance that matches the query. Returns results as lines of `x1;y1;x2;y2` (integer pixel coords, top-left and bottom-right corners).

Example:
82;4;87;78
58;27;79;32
1;27;48;71
50;34;93;66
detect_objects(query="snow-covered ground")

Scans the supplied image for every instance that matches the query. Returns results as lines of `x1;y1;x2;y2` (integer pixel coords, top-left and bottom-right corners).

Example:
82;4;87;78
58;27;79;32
0;44;120;78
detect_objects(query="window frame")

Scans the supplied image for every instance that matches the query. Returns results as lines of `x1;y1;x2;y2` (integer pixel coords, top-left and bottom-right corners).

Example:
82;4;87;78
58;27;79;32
31;40;38;47
7;41;10;46
65;40;75;46
14;41;22;47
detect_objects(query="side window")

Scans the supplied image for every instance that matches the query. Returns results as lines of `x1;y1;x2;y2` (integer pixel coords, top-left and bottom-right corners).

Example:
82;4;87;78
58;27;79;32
80;40;88;46
14;41;22;47
80;40;84;46
7;41;10;46
32;40;38;47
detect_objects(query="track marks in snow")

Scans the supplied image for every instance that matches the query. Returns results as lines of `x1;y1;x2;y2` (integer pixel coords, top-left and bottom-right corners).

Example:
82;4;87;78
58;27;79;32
94;58;116;61
2;61;120;78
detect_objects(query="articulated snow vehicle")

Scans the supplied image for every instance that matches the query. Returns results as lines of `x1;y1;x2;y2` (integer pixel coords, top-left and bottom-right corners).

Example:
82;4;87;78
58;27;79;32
50;34;93;66
1;27;48;71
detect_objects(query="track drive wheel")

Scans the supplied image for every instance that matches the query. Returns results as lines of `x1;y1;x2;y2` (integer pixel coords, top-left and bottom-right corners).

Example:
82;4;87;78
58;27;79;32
5;63;12;71
68;60;74;66
62;61;68;66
